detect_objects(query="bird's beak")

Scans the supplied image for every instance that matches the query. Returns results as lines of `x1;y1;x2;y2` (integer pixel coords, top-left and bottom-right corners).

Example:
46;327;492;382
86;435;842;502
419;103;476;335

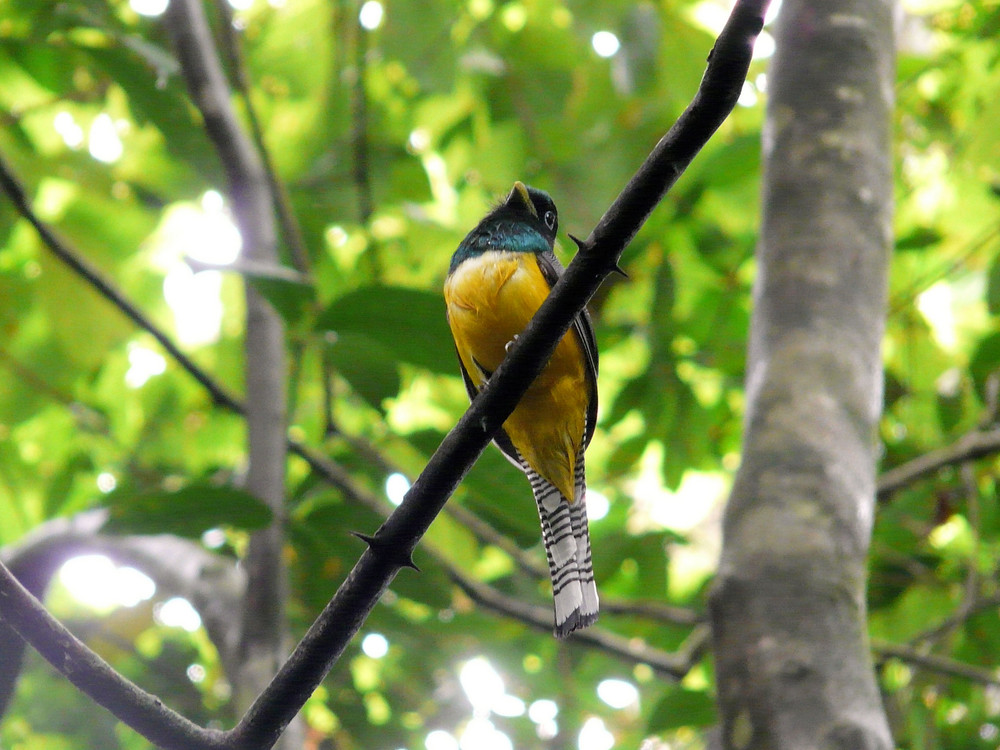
505;181;537;217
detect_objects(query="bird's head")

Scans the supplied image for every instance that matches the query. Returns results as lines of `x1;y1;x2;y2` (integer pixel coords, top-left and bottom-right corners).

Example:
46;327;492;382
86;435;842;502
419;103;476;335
449;182;560;273
494;181;558;244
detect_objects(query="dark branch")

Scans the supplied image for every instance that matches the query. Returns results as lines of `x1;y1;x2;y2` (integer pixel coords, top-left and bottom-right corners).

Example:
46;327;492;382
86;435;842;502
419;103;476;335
0;0;765;745
450;571;709;680
0;558;224;749
213;0;313;277
0;153;242;414
228;3;767;745
877;427;1000;500
874;640;1000;686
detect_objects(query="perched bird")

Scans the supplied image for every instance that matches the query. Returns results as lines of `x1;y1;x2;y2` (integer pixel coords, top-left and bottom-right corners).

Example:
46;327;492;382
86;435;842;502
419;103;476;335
444;181;599;637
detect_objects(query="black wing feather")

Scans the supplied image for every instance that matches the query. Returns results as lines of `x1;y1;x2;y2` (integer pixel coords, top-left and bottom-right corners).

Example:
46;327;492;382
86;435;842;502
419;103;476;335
453;346;521;463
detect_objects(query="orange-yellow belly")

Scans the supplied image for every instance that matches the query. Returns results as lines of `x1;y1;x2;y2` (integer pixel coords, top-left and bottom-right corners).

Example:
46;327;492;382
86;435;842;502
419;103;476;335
444;251;588;501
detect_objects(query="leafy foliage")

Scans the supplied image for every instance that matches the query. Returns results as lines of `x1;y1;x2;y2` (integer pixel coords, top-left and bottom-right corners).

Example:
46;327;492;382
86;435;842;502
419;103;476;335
0;0;999;748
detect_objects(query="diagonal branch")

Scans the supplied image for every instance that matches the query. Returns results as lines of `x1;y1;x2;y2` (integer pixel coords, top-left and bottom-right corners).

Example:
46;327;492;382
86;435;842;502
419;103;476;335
0;0;767;746
877;427;1000;499
0;558;224;750
874;640;1000;686
450;571;709;679
228;3;767;746
0;153;242;414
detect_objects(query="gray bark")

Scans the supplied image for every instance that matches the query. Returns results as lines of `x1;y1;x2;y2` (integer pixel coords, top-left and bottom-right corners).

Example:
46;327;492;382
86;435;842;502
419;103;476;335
709;0;896;748
165;1;295;745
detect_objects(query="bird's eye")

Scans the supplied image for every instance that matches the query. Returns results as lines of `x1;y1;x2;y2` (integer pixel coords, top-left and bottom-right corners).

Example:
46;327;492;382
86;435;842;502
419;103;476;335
543;211;556;230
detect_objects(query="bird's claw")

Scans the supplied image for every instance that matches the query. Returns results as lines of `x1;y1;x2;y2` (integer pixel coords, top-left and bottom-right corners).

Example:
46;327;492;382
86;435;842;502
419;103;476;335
505;335;519;353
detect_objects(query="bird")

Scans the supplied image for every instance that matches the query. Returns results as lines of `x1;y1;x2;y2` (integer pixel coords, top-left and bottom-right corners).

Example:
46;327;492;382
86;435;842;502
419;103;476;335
444;181;599;637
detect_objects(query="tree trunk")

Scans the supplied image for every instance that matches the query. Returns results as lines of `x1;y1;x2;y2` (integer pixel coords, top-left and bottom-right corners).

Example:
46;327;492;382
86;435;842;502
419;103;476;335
164;1;297;746
709;0;895;748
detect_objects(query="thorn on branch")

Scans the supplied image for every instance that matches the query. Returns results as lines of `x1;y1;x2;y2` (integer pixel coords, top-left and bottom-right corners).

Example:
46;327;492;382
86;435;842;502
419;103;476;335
569;233;627;277
351;531;420;572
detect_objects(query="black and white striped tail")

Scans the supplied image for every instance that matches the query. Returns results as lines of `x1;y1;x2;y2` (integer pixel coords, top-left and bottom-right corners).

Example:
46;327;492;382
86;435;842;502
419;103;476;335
524;449;599;638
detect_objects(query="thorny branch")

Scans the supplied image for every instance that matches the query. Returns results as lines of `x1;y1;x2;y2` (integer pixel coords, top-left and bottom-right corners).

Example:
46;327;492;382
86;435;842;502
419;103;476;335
0;1;768;747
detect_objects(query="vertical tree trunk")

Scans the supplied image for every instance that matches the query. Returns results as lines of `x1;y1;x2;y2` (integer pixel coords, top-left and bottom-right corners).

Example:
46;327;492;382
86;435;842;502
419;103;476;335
164;2;297;746
709;1;895;748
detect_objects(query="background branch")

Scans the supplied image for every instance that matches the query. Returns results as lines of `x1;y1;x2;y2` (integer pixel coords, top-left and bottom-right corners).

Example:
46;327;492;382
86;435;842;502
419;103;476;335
212;0;313;277
227;4;766;746
877;427;1000;499
0;153;242;414
874;640;1000;686
450;571;708;679
0;1;765;745
163;0;294;744
0;553;224;750
0;512;245;704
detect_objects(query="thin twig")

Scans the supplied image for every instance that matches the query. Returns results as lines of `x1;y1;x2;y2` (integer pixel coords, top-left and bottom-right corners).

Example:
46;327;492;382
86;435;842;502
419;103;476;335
910;593;1000;647
601;598;703;627
0;0;767;745
877;427;1000;499
450;570;708;679
213;0;313;277
0;560;224;749
0;153;243;414
351;7;374;228
349;2;379;279
0;150;344;507
874;640;1000;686
229;4;767;745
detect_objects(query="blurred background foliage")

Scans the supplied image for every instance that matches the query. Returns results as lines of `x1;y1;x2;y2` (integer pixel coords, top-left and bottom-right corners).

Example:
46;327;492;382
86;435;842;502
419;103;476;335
0;0;999;748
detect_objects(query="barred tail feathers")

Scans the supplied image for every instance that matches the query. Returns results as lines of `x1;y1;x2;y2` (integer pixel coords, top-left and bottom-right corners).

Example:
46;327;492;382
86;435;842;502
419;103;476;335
526;451;598;637
572;449;599;627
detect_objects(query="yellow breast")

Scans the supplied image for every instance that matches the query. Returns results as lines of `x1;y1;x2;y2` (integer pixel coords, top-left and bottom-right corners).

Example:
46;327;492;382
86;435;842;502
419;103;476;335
445;251;589;501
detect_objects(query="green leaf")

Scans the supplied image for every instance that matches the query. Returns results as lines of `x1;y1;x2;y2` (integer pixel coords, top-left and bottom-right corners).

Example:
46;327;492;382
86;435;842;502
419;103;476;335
896;226;943;252
406;429;539;546
647;687;716;731
316;286;454;373
82;45;219;187
969;331;1000;399
987;254;1000;316
104;485;272;537
325;332;401;408
683;133;761;192
247;273;317;328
